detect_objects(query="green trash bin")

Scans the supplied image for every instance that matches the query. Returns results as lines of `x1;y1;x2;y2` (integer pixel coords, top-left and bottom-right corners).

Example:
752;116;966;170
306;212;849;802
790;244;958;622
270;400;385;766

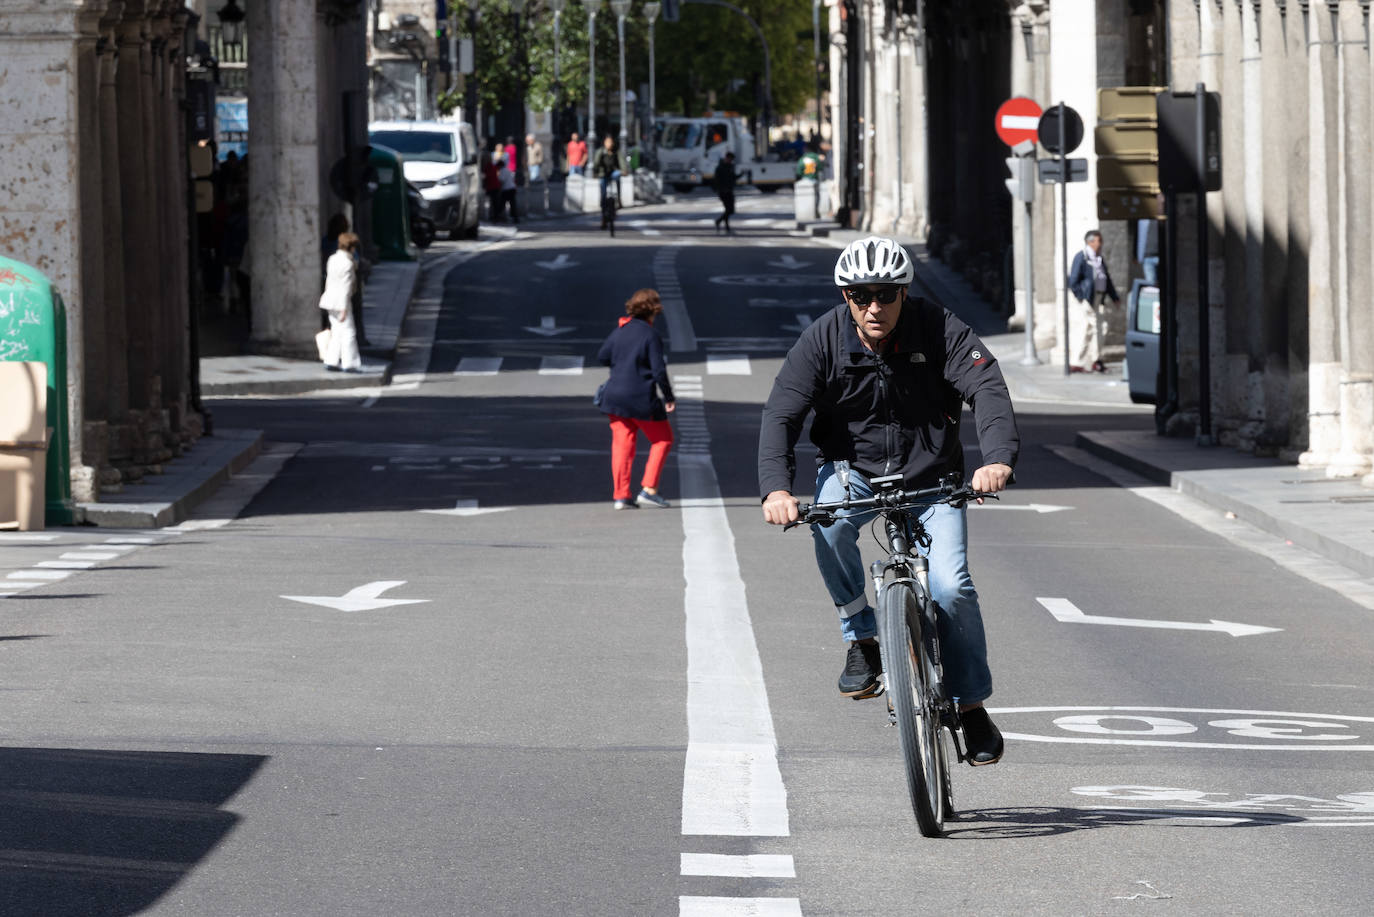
368;145;417;262
0;255;74;525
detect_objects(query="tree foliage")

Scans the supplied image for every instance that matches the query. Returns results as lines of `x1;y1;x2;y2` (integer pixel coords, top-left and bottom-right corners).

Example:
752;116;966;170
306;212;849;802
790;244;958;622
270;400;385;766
448;0;817;122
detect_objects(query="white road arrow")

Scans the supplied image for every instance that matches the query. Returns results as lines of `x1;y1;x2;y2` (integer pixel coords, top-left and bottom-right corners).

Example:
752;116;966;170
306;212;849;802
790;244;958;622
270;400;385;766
1036;597;1282;637
768;255;811;270
976;503;1074;514
282;581;430;613
781;313;813;335
419;499;514;516
524;315;576;337
535;253;577;271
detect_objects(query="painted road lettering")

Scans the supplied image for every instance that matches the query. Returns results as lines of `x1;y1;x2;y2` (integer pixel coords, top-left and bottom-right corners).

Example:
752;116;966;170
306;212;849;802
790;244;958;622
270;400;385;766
990;706;1374;750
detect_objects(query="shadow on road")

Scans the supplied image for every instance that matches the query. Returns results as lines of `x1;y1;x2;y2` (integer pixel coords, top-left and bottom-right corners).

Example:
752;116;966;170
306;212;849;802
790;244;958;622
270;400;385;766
0;746;268;916
944;805;1304;839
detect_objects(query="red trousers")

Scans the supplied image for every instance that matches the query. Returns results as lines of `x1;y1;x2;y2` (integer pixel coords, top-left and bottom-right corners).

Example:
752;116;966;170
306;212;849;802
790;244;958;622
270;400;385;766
608;415;674;500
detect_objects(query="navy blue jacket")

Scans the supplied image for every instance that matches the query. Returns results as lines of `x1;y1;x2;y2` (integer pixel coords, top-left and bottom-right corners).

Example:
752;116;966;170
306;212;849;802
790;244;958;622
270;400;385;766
596;317;675;420
1068;249;1119;304
758;297;1019;498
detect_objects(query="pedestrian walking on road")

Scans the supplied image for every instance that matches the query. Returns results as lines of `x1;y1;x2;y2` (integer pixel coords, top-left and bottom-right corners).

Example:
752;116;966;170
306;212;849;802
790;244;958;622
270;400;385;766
567;132;588;175
526;133;545;183
713;151;738;234
596;289;676;510
498;154;519;224
1066;228;1121;373
480;151;501;222
319;232;362;372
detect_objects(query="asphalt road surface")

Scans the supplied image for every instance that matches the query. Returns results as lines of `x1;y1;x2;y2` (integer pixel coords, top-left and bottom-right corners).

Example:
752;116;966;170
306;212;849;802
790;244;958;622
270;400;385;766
3;188;1371;916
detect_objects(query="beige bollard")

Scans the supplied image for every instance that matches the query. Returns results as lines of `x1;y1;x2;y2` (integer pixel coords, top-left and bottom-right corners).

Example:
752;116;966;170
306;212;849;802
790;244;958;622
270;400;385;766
0;362;50;531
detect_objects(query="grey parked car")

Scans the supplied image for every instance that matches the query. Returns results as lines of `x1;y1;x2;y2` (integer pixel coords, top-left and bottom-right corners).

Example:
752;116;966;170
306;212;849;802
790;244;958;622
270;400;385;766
1125;278;1160;404
369;120;481;239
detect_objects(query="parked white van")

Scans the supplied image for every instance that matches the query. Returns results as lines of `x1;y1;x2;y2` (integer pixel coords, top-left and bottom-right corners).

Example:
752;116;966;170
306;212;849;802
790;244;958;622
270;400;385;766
368;119;482;239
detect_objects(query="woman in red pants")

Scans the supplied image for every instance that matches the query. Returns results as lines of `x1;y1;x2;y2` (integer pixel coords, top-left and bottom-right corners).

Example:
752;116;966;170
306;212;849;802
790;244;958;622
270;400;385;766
596;289;676;509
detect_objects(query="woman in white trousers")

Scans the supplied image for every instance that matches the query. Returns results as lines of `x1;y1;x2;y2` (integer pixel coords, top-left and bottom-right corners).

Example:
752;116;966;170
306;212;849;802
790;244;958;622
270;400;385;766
320;232;362;372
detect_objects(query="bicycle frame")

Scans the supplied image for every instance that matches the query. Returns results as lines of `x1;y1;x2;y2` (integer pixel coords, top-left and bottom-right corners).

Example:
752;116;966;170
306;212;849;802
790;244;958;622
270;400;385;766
868;505;968;767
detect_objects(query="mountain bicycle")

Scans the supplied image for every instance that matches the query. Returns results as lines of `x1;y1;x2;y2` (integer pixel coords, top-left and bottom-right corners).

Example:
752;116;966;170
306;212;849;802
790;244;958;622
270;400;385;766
787;472;996;837
600;174;620;237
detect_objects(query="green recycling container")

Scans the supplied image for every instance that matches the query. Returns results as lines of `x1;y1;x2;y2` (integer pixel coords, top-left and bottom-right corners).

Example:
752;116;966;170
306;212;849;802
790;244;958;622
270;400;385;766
368;145;417;261
0;254;74;525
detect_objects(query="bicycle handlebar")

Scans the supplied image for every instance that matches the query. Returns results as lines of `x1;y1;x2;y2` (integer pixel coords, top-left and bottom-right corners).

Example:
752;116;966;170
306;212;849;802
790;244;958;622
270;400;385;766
782;483;999;531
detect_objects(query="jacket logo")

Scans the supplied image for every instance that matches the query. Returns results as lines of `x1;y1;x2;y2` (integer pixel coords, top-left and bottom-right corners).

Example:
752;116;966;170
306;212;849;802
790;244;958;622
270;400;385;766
971;349;988;366
909;353;926;364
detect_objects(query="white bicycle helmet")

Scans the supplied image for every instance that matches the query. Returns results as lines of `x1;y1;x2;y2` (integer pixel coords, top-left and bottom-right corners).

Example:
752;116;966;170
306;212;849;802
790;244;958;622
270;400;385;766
833;236;915;287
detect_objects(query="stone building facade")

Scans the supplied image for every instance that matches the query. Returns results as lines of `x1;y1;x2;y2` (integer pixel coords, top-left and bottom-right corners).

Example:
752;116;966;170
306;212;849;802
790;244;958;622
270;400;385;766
0;0;368;504
830;0;1373;481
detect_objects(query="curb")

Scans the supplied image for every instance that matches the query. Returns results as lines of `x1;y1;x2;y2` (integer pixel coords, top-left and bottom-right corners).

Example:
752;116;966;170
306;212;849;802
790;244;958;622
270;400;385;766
201;365;392;398
76;429;265;529
1075;430;1374;580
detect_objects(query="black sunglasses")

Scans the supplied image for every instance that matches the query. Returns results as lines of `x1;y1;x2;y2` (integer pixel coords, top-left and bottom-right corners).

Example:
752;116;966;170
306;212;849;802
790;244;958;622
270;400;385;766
845;287;902;306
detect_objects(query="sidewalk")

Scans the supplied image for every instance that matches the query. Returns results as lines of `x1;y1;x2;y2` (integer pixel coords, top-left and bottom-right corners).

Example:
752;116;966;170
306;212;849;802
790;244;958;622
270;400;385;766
199;258;420;396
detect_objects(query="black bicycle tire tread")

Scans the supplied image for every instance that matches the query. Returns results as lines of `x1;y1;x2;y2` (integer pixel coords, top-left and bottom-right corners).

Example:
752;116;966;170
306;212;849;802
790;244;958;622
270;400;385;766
879;581;945;837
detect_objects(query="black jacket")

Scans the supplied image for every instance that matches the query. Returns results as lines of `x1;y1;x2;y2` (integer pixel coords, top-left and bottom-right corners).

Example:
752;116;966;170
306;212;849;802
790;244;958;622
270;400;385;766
714;158;738;195
596;317;675;420
758;297;1019;498
592;148;622;179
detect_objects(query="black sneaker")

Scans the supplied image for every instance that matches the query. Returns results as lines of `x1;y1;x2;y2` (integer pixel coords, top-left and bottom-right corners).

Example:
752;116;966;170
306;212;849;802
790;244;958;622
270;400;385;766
961;706;1004;766
838;640;883;698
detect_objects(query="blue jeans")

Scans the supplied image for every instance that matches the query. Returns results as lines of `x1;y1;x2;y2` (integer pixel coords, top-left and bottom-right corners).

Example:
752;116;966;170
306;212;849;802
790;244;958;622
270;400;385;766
810;462;993;703
599;170;621;203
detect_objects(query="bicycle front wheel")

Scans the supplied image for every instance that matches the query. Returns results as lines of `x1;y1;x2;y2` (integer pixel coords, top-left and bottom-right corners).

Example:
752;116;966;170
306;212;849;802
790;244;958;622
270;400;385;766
879;581;947;837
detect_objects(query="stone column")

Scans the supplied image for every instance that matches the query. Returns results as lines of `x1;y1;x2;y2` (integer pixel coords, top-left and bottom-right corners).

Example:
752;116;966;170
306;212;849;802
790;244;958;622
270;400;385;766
1217;1;1249;436
896;12;929;239
828;3;847;218
116;5;154;433
1007;2;1035;334
71;21;105;503
1168;0;1200;426
247;0;326;358
98;5;132;481
1300;0;1345;468
1280;0;1311;459
1329;0;1374;477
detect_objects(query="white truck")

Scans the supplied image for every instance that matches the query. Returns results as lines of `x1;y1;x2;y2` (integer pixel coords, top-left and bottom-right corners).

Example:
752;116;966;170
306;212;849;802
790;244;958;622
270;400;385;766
656;114;795;194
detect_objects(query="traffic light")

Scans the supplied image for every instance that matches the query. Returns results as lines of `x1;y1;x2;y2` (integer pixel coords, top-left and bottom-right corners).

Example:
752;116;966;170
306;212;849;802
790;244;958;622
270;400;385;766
1004;154;1034;203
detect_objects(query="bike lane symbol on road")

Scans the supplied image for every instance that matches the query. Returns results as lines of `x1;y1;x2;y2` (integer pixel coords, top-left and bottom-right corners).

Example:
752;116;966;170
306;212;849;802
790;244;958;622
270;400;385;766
988;706;1374;750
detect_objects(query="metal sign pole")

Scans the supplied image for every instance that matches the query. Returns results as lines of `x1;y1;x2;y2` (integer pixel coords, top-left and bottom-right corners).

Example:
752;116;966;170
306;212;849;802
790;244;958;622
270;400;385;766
1021;193;1039;365
1195;83;1213;446
1059;102;1070;376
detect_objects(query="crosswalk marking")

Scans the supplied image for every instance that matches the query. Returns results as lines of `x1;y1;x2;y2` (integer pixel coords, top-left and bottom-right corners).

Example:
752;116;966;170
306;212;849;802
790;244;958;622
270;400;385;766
680;853;796;878
679;898;803;917
707;354;751;375
538;355;584;375
454;356;503;376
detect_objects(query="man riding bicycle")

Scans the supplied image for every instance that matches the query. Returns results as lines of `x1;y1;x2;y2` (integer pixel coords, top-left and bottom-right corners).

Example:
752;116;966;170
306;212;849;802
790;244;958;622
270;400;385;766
758;236;1019;765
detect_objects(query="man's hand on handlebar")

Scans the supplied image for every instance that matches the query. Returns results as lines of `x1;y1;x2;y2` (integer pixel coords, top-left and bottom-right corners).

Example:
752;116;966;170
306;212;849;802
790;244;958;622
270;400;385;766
763;490;800;526
969;463;1014;504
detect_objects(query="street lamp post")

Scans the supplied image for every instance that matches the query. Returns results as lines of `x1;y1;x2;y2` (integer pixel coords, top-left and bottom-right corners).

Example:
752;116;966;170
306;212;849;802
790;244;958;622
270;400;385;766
548;0;567;170
466;0;480;132
610;0;631;153
584;0;602;147
510;0;528;177
644;2;660;159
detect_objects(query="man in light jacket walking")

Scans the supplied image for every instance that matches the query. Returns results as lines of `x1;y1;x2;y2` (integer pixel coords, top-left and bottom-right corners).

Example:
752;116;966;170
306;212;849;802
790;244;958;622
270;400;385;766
1066;229;1121;373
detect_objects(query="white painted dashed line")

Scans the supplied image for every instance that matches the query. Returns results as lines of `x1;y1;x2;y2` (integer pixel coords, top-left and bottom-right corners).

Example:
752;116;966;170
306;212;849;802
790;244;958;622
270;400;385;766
36;560;97;570
61;552;121;562
455;356;503;376
2;582;50;590
538;355;584;375
104;537;156;545
679;898;803;917
707;354;751;375
361;393;381;409
680;853;796;878
0;533;60;543
9;570;71;581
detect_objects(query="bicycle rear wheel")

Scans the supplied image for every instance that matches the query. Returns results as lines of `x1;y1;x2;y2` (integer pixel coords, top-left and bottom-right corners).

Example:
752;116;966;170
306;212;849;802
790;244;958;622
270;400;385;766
879;581;948;837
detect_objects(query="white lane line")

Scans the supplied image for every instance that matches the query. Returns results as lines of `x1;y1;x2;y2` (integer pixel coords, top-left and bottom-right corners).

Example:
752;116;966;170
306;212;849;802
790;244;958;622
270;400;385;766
81;545;136;553
9;570;71;581
455;356;503;376
679;898;803;917
1;582;49;590
680;853;796;878
0;533;60;542
538;355;584;376
707;354;751;375
655;245;698;352
360;393;381;409
61;552;120;562
104;537;156;545
35;560;96;570
678;402;790;837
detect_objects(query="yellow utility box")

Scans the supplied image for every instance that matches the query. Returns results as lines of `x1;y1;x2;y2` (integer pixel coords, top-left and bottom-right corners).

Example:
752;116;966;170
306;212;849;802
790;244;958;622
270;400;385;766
0;362;51;531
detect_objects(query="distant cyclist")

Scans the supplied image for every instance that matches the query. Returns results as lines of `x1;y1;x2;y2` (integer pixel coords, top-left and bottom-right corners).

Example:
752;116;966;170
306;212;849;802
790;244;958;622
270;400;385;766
758;236;1019;765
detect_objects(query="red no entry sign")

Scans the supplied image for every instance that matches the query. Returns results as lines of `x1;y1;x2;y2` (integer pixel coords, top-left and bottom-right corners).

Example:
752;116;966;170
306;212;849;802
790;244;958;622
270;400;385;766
995;97;1043;147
